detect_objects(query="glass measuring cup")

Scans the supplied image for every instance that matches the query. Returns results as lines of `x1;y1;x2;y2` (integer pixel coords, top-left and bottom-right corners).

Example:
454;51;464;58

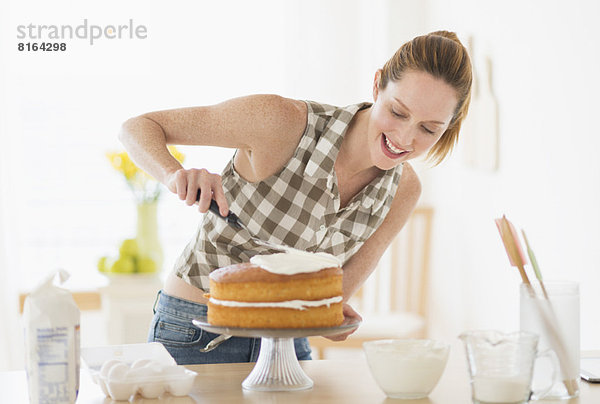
460;330;558;404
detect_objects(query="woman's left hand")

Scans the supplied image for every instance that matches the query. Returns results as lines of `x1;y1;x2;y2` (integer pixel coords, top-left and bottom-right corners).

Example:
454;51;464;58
325;303;362;342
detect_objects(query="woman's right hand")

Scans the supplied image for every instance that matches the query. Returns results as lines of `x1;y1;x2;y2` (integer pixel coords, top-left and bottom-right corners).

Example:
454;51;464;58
166;168;229;216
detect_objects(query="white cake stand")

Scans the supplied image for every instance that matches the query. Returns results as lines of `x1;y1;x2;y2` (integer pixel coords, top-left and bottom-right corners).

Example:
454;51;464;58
192;316;359;392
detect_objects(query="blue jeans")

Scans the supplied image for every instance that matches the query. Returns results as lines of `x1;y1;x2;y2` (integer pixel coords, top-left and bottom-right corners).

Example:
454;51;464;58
148;291;312;364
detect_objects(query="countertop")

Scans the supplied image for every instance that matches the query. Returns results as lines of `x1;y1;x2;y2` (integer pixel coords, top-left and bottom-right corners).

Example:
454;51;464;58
2;347;598;403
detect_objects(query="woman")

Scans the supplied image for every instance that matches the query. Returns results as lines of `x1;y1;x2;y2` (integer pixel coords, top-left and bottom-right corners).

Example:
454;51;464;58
120;30;472;364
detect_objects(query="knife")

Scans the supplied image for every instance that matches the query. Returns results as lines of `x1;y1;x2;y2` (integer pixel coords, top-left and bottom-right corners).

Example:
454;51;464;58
196;191;288;252
205;197;243;229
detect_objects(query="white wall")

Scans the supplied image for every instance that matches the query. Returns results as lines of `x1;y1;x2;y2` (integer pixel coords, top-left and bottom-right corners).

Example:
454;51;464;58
421;0;600;349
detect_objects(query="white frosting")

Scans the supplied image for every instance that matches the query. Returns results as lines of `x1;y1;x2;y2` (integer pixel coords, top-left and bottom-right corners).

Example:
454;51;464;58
249;248;342;275
209;296;342;311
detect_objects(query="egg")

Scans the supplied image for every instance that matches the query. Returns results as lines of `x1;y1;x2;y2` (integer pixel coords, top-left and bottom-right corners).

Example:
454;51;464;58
106;379;137;401
141;361;164;376
105;364;135;400
100;359;123;378
94;357;196;400
127;363;167;398
107;363;130;381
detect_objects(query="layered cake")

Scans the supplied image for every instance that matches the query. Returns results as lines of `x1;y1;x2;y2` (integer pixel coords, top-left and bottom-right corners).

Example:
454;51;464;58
206;250;344;328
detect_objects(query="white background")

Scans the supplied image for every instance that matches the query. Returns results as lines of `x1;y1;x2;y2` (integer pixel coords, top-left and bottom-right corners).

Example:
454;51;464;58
1;0;598;370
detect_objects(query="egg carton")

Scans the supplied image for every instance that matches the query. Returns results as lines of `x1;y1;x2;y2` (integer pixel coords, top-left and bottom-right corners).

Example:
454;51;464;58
81;342;197;400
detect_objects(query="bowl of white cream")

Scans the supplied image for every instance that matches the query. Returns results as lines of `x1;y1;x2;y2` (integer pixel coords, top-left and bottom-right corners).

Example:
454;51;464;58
363;339;450;399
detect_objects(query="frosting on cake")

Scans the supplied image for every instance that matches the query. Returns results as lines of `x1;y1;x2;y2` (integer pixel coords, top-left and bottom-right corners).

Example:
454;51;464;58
250;248;342;275
209;296;343;310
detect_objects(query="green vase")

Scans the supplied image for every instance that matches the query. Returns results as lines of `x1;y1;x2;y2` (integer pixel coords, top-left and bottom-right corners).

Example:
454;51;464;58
136;201;163;273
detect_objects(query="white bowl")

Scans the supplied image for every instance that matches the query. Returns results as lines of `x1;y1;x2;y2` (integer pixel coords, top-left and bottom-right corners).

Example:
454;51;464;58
363;339;450;399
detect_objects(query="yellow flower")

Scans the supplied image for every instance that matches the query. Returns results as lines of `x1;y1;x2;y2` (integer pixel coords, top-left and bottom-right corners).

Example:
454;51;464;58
168;145;185;164
106;152;122;173
106;147;184;203
120;153;138;180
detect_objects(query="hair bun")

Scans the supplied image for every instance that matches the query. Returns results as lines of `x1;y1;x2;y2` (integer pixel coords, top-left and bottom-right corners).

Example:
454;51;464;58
428;30;462;45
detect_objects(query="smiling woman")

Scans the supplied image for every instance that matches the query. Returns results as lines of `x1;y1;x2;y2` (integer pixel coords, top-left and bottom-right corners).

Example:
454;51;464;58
119;30;472;365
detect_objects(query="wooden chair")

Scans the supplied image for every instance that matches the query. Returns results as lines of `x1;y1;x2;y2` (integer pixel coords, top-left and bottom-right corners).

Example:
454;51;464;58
308;206;434;358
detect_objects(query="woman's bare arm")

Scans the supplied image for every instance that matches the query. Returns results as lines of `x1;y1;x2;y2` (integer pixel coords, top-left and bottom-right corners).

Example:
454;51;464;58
118;94;307;214
342;163;422;299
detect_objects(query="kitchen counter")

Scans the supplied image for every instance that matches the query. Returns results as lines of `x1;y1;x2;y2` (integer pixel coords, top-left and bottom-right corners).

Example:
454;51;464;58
2;347;598;403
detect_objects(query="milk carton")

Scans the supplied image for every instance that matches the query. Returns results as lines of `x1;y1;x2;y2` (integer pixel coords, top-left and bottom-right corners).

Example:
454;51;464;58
23;270;80;404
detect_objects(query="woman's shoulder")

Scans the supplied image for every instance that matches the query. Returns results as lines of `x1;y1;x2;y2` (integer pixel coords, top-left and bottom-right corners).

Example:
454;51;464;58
250;96;360;123
395;163;421;203
221;94;308;151
248;94;307;117
230;96;365;152
259;94;308;133
250;96;353;130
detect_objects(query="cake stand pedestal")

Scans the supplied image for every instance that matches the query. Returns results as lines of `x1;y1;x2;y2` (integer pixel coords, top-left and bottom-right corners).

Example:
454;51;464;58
192;317;359;391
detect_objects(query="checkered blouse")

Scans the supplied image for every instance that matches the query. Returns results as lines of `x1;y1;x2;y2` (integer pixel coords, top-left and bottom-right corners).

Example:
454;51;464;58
174;100;404;292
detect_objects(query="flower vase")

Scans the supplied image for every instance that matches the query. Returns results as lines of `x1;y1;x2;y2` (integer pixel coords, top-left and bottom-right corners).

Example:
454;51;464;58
136;201;163;273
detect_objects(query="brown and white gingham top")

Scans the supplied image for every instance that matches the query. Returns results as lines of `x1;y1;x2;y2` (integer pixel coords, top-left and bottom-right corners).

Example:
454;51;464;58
174;100;404;292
